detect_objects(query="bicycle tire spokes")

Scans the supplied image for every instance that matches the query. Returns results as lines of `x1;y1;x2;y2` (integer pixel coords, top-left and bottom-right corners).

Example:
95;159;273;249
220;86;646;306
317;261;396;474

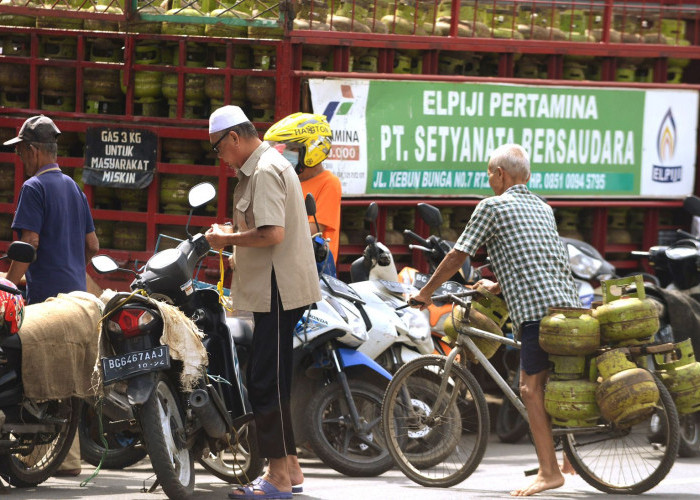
563;377;680;495
381;355;490;488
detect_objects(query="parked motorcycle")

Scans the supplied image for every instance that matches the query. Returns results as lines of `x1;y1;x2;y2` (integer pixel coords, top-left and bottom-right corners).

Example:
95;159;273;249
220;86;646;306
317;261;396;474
0;241;83;487
90;182;263;499
630;195;700;458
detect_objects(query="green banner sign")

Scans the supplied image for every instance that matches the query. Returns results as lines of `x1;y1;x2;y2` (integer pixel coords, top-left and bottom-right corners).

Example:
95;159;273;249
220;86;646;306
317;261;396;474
310;79;698;198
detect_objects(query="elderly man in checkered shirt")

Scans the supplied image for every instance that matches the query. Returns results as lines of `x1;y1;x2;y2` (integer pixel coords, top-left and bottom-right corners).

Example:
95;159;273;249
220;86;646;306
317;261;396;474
411;143;581;497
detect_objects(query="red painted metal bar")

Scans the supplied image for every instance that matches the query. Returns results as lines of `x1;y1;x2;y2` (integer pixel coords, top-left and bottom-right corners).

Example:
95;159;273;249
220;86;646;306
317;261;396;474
289;70;700;90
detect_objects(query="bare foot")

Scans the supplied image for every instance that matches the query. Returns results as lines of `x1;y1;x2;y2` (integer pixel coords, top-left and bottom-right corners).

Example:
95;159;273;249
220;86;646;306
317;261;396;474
560;454;576;475
510;472;565;496
287;455;304;488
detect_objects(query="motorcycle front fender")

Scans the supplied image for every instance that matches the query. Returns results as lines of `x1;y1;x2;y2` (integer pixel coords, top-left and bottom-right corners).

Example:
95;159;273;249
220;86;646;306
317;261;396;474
126;372;159;405
337;347;392;381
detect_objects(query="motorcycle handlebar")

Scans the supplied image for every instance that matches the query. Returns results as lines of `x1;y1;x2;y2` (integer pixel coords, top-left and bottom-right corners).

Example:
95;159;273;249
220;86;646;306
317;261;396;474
676;229;699;241
408;244;433;254
403;289;478;309
403;229;430;247
630;251;650;257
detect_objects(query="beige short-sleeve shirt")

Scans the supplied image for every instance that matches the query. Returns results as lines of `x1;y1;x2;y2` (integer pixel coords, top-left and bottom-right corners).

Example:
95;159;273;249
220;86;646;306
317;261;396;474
229;142;321;312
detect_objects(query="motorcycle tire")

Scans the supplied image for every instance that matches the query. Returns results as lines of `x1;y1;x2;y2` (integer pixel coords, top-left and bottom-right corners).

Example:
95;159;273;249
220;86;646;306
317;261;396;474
0;397;80;487
496;398;530;444
198;420;265;484
138;373;195;499
306;379;393;477
678;412;700;458
79;401;146;469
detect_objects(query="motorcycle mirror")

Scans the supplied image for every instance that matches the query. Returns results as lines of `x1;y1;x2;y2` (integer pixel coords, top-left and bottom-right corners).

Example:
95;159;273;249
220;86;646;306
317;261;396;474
184;182;216;239
5;241;36;263
188;182;217;209
305;193;317;217
365;202;378;223
683;195;700;217
365;202;379;239
417;203;442;229
305;193;322;234
91;255;120;274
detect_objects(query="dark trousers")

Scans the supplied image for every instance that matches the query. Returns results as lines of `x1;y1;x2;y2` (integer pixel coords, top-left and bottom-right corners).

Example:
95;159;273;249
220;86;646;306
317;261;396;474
248;269;306;459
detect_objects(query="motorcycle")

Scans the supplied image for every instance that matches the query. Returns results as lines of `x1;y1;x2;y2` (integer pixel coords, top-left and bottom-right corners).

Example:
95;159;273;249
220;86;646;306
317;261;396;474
630;194;700;458
90;182;263;499
283;194;394;477
0;241;83;487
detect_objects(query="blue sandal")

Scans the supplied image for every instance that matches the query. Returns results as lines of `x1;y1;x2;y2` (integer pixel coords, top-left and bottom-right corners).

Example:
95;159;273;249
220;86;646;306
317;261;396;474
229;478;293;499
251;477;302;494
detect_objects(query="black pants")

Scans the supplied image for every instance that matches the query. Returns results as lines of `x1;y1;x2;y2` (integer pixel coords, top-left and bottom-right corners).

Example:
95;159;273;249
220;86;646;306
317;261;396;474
248;269;306;459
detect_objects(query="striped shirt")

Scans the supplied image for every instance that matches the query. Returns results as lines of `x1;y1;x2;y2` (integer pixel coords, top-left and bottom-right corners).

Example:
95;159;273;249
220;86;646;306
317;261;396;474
454;184;580;331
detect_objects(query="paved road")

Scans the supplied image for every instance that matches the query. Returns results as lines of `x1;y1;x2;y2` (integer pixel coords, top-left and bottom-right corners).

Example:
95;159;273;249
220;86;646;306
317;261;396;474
4;436;700;499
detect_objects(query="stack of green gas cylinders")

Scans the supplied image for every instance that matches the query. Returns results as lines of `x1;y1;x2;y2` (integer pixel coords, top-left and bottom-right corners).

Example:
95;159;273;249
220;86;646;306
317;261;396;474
541;274;669;428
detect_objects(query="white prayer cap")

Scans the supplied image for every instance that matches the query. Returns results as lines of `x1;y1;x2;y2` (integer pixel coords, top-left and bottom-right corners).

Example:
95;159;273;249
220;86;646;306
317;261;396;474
209;105;250;134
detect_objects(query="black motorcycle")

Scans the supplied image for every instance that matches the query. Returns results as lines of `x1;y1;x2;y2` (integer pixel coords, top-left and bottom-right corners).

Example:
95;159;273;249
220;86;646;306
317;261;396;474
631;195;700;458
0;241;83;487
90;182;263;498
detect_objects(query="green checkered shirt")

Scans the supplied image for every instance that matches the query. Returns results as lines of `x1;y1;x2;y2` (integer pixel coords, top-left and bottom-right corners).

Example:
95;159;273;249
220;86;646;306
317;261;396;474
454;184;580;331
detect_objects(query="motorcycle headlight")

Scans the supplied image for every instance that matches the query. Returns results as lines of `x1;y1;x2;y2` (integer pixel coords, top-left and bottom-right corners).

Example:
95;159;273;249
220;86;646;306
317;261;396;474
348;314;367;343
567;244;602;280
401;307;431;343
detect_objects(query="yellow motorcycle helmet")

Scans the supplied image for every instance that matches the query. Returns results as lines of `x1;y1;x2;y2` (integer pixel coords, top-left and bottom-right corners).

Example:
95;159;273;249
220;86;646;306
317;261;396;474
264;112;332;170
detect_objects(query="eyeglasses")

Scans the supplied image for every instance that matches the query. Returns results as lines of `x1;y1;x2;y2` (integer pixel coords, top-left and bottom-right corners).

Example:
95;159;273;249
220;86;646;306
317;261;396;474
211;131;230;154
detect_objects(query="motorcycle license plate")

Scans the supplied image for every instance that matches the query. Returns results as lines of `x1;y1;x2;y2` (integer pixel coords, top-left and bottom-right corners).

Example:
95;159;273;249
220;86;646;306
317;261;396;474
102;346;170;385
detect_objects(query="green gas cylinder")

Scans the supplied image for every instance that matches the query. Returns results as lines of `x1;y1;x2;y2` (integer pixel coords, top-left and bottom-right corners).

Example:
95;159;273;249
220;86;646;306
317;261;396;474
112;222;146;251
539;307;600;355
655;339;700;415
545;378;600;427
595;348;659;427
443;304;503;361
593;275;660;345
548;355;587;381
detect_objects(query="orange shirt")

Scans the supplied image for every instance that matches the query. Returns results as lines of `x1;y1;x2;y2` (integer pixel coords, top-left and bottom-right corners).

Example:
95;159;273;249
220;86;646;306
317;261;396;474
300;169;342;263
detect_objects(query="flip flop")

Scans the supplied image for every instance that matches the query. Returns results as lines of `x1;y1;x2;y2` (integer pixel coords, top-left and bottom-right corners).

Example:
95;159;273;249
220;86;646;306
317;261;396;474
229;478;293;499
250;477;302;494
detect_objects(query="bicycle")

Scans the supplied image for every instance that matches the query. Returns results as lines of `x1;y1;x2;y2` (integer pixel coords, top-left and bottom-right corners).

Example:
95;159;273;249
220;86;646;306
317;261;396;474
381;290;681;494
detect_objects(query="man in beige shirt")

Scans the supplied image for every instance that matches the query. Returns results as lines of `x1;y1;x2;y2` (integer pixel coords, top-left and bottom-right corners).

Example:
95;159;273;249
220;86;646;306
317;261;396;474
204;106;321;499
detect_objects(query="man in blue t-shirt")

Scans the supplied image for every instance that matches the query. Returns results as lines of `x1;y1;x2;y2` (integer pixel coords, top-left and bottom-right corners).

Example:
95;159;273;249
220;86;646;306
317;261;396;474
4;115;99;305
3;115;99;478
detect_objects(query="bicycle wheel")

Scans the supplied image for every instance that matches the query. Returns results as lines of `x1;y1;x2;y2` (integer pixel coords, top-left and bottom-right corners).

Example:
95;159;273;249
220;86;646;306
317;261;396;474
563;376;679;495
381;355;490;488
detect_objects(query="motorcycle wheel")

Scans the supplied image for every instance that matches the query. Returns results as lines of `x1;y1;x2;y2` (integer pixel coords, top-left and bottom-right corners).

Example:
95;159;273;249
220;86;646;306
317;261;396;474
79;401;146;469
138;374;194;499
198;421;265;484
306;379;393;477
496;398;530;444
679;412;700;458
0;397;80;487
649;410;700;458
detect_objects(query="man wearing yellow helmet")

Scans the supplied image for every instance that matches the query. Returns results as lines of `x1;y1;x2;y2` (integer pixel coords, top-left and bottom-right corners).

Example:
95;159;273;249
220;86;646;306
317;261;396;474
264;113;342;265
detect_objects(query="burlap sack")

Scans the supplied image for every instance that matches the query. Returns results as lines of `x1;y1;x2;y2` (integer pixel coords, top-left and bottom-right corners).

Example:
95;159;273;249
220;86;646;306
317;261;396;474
19;291;104;401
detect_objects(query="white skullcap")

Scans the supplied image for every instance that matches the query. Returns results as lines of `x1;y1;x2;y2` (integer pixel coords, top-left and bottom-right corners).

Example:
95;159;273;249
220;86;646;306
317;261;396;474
209;105;250;134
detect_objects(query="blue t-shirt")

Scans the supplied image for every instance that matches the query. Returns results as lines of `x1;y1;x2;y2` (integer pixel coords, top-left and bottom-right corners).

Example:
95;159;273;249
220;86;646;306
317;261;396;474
12;166;95;304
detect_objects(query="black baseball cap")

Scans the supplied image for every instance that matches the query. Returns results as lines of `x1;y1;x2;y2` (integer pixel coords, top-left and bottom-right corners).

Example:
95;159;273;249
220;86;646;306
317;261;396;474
3;115;61;146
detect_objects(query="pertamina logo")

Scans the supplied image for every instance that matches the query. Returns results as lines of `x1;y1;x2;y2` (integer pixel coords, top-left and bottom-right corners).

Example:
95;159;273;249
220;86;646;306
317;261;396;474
652;108;682;183
322;84;354;122
321;84;360;162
